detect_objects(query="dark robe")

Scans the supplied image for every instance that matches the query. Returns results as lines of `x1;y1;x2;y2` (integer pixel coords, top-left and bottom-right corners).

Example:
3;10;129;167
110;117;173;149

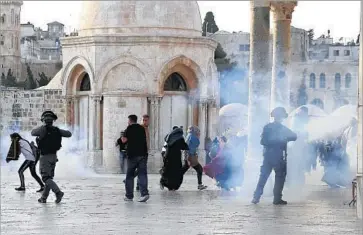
160;128;189;190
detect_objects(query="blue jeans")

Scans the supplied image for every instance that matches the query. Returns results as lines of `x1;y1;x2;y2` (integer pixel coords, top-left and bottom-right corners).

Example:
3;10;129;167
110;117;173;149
119;152;126;173
125;156;149;199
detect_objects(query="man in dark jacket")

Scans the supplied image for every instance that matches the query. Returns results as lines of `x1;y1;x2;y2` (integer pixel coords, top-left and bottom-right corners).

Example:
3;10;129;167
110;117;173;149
122;114;149;202
31;110;72;203
252;107;297;205
116;131;127;173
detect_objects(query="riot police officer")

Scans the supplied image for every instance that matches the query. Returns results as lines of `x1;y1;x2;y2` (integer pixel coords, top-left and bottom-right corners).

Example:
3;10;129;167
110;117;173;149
252;107;297;205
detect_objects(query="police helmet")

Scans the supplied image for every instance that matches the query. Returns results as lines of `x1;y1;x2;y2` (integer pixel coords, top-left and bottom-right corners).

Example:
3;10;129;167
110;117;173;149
271;107;288;119
41;110;58;122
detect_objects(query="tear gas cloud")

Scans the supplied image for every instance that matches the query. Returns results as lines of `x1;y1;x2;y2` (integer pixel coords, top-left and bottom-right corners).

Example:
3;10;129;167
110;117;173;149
1;122;97;178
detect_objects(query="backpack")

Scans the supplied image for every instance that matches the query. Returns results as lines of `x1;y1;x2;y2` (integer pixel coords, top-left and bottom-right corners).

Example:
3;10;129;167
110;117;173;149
38;126;62;155
30;141;40;161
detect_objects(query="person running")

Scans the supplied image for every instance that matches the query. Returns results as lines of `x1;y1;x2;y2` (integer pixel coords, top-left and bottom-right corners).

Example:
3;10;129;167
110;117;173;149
181;126;208;190
6;133;44;192
31;110;72;204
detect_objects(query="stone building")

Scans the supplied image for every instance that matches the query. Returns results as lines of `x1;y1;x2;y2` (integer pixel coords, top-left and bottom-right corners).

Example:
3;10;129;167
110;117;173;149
40;1;219;173
0;0;22;79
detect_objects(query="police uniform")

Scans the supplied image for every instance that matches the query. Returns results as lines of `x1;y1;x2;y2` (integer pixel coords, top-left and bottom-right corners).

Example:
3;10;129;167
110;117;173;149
252;107;297;205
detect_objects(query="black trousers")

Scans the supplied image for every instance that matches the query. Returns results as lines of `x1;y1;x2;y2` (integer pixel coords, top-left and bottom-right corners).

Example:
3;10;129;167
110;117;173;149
181;160;203;185
18;160;44;188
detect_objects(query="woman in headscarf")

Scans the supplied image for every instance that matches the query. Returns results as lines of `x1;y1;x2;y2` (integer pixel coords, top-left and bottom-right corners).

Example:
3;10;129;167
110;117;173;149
6;133;44;192
160;126;189;191
181;126;207;190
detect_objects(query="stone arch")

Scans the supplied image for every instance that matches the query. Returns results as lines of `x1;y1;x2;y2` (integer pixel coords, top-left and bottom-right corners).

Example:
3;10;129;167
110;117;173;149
61;56;95;95
96;55;153;93
319;73;326;88
335;73;341;90
345;73;352;88
311;98;324;110
158;55;205;96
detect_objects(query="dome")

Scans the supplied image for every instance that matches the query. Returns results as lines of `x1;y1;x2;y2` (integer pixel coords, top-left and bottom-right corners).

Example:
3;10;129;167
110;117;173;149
78;1;202;37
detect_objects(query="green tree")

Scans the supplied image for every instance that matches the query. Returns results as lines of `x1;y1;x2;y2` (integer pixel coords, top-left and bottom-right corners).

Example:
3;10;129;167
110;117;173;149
25;64;37;90
202;11;219;36
1;72;6;87
37;72;50;87
307;29;314;45
5;69;17;87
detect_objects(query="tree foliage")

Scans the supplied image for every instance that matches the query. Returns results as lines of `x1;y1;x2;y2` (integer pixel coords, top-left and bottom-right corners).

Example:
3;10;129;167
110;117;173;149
3;69;18;87
25;64;37;90
202;11;219;36
37;72;50;87
307;29;314;45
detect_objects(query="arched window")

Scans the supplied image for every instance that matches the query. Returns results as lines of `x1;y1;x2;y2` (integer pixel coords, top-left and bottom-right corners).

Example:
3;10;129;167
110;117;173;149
319;73;326;88
311;98;324;109
345;73;352;88
164;73;187;91
335;73;341;90
309;73;316;88
0;34;4;45
79;73;91;91
1;14;5;24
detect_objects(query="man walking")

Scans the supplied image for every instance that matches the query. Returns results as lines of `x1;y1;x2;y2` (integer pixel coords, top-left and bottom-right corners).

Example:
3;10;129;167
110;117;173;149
31;110;72;203
122;114;149;202
251;107;297;205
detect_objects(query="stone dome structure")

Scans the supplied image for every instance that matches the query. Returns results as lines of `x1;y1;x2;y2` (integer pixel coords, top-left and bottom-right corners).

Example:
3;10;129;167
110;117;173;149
78;1;202;37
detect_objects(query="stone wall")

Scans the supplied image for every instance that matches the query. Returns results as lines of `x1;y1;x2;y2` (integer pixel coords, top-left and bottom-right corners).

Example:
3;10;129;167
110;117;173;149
0;89;65;133
20;60;62;82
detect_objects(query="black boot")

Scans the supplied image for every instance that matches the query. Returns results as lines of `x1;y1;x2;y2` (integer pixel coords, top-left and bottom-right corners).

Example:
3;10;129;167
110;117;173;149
55;191;64;204
273;199;287;205
15;187;25;191
36;187;44;193
38;197;47;203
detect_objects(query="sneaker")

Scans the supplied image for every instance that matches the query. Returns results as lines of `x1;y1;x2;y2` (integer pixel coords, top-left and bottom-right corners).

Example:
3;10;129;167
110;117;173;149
273;199;288;205
198;184;207;190
36;187;44;193
55;191;64;204
251;198;260;204
138;195;150;202
15;187;25;191
38;197;47;203
124;196;133;202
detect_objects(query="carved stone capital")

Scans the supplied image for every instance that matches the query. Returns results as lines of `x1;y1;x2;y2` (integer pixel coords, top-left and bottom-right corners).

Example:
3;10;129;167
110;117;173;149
90;95;102;102
250;0;270;8
271;1;297;21
148;96;162;106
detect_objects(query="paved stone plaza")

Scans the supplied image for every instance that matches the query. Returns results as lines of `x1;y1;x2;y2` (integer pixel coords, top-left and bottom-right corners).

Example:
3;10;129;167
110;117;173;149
1;172;362;235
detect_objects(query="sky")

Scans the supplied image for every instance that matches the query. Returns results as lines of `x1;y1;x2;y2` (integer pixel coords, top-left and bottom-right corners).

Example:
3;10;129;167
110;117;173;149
20;1;361;41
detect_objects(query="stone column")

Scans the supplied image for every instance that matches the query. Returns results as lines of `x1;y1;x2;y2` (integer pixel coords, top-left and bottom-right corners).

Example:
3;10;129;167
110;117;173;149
198;98;208;164
65;96;73;128
187;94;194;128
270;1;297;111
247;0;271;160
91;95;102;150
148;96;162;150
357;0;363;219
72;96;79;139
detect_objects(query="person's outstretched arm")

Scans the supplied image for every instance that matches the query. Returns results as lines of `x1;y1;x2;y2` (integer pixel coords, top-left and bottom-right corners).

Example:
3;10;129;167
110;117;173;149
31;126;44;137
59;128;72;138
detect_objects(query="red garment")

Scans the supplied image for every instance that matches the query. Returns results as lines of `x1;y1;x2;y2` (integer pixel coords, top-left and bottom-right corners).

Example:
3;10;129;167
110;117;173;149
203;149;226;179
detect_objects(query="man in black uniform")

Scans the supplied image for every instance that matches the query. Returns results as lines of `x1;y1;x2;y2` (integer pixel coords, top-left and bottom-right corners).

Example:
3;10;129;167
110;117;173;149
252;107;297;205
31;111;72;203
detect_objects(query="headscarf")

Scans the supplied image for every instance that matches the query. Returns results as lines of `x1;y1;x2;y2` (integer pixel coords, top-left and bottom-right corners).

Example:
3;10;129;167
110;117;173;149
187;126;200;135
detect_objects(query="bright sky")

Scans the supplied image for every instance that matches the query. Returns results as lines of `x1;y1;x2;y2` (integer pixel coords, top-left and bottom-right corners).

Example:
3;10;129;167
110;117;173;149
21;1;361;41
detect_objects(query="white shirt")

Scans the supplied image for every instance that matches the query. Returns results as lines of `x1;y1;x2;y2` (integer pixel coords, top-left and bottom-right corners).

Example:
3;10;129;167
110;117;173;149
18;139;36;161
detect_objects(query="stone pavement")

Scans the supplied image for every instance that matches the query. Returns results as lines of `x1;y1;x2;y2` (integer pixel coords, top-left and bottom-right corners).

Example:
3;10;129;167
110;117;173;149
1;173;362;235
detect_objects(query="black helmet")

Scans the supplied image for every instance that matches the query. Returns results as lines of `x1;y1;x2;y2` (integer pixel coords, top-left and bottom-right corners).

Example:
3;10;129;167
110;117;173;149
271;107;288;119
10;132;22;139
41;110;58;122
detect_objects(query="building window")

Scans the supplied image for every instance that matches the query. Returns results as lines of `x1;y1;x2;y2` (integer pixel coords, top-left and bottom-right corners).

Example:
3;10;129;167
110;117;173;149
333;50;339;56
0;35;4;45
319;73;326;88
11;9;14;25
344;50;350;56
309;73;316;88
1;14;5;24
345;73;352;88
164;73;187;91
79;73;91;91
335;73;341;90
239;44;250;52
